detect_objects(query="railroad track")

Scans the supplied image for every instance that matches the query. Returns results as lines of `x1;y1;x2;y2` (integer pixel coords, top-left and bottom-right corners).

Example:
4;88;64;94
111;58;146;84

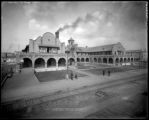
1;73;147;112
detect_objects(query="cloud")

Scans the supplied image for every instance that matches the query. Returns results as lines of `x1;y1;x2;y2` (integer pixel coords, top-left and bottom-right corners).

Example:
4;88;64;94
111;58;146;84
59;10;116;45
57;11;104;33
116;2;147;30
74;27;85;34
2;2;147;52
23;2;71;26
27;19;54;40
23;2;119;46
107;22;113;27
28;19;49;31
56;2;67;9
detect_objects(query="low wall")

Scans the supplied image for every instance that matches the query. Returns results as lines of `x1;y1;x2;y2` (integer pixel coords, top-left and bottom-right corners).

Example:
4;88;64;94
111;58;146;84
35;67;67;72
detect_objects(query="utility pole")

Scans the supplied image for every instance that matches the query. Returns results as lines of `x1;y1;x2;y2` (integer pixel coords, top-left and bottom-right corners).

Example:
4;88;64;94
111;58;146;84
67;51;68;74
65;38;77;79
65;49;69;79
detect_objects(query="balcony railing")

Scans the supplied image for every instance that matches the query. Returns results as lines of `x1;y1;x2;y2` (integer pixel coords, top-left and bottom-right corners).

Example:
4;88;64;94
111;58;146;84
18;52;67;57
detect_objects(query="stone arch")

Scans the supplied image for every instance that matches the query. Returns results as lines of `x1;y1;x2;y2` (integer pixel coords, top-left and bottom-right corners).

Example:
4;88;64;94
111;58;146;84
128;58;130;62
115;58;119;63
68;58;75;65
58;58;66;66
81;58;84;62
94;58;97;62
109;58;113;64
103;58;107;63
47;58;56;67
120;58;123;63
136;58;140;61
34;58;45;68
124;58;127;63
86;58;89;62
98;58;102;63
77;58;80;62
23;58;32;68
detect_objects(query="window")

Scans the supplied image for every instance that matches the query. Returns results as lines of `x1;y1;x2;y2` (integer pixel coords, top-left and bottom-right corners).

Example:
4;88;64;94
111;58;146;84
39;47;47;53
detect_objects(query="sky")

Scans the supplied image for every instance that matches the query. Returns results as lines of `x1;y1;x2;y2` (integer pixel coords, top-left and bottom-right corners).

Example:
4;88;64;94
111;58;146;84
1;1;148;52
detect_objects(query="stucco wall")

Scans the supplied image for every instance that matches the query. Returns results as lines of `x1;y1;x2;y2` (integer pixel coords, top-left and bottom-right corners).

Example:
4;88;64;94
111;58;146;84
58;42;65;54
29;39;34;52
42;32;57;46
112;42;125;55
28;32;65;53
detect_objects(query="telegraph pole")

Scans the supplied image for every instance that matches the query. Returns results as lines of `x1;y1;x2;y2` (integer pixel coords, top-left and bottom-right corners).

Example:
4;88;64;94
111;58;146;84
65;49;69;79
67;51;68;74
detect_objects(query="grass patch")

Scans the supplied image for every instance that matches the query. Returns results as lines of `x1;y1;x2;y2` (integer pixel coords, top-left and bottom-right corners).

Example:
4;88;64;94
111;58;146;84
77;63;112;69
35;70;87;82
84;65;147;75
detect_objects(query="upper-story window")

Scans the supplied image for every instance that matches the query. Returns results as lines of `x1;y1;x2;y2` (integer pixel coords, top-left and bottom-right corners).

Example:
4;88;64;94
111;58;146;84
39;47;47;53
109;51;112;55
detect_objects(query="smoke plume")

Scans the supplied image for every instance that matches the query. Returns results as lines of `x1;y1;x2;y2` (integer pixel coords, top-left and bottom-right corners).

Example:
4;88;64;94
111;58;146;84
57;17;83;32
56;11;113;33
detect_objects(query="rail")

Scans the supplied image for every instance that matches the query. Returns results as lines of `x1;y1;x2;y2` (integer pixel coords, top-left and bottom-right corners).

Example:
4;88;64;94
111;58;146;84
1;71;13;88
1;73;146;111
1;74;8;88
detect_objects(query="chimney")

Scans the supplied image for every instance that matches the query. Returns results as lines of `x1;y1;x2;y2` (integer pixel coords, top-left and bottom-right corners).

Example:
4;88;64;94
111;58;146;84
55;31;59;39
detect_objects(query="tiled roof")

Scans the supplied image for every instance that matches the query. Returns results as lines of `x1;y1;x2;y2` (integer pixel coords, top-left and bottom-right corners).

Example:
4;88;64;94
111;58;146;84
126;50;142;52
76;47;86;52
76;43;117;52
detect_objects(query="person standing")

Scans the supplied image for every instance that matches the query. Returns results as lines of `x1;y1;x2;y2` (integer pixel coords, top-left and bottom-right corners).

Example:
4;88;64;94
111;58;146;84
108;70;110;76
75;73;78;79
71;72;73;80
103;70;105;76
10;67;13;77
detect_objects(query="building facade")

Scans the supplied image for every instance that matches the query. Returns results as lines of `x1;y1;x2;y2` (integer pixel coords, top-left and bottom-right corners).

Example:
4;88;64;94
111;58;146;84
1;52;17;63
13;31;147;70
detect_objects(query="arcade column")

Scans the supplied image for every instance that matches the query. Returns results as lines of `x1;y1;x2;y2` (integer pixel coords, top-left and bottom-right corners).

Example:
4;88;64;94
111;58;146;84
45;61;47;68
66;59;68;67
32;62;34;68
32;60;35;68
56;61;58;70
113;58;116;66
101;58;103;64
107;58;109;64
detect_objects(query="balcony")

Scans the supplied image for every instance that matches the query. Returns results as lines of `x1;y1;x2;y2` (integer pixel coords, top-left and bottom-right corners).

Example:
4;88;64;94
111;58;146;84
18;52;66;58
89;54;114;57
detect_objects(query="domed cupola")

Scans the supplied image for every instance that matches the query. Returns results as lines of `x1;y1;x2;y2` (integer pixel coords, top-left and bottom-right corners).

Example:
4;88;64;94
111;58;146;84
68;37;74;45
